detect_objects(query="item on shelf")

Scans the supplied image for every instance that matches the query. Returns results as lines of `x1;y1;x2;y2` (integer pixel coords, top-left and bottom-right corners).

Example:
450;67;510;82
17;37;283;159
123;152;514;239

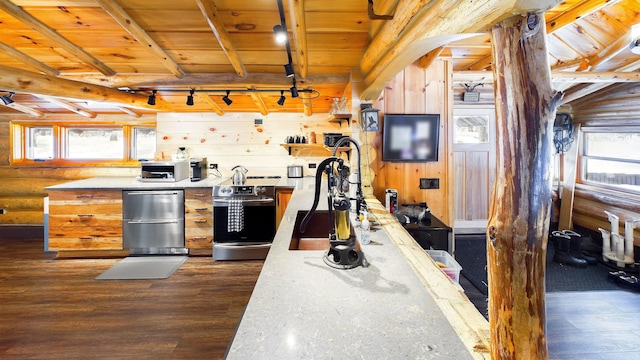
329;97;349;115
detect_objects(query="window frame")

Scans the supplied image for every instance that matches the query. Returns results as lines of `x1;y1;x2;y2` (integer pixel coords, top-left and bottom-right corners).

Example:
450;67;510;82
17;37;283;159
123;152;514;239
578;126;640;195
10;120;156;167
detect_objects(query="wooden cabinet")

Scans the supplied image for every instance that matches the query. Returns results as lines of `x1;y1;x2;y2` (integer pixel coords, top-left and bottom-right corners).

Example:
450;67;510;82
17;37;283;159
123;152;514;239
184;188;213;249
276;188;293;229
48;190;123;251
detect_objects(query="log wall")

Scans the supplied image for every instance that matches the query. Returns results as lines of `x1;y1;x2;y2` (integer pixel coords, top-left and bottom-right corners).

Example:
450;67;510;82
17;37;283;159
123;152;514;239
0;114;147;225
570;83;640;248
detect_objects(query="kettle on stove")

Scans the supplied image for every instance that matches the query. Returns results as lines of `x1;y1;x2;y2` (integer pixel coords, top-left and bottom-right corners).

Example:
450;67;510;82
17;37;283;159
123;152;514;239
231;165;248;185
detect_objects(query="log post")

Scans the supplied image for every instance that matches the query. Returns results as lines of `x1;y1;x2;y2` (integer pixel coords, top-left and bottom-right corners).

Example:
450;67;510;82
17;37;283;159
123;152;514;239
488;12;562;359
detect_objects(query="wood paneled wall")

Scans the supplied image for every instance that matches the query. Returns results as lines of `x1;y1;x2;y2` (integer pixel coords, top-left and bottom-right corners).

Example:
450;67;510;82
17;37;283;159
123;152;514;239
0;114;146;225
368;60;452;224
156;112;350;178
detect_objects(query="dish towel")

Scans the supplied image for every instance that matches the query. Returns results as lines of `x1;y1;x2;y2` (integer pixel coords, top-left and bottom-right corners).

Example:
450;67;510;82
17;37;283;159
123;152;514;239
227;198;244;232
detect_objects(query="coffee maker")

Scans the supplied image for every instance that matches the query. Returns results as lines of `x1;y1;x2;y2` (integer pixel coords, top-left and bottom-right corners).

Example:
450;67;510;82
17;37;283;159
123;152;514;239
189;157;208;182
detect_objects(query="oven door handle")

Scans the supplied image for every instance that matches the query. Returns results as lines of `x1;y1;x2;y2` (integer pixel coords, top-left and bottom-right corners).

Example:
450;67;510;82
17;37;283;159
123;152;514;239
213;243;271;249
126;219;179;224
213;198;274;204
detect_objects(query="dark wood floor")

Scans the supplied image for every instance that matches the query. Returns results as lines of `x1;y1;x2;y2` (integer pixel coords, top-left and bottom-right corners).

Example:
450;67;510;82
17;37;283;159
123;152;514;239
0;235;262;360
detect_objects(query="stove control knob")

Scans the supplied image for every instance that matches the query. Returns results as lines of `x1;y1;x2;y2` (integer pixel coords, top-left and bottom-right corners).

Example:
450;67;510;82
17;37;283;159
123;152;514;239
219;186;233;195
255;186;266;195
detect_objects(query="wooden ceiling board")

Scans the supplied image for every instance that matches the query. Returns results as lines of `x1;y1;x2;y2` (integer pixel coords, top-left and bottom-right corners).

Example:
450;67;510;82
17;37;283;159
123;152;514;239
56;31;141;48
20;6;125;30
115;9;217;32
0;0;638;116
552;24;602;58
601;0;640;26
305;13;371;33
302;33;371;50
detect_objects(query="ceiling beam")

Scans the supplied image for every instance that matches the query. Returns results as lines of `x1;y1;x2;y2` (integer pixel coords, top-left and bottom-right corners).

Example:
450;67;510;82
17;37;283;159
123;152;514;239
417;46;446;69
58;73;349;89
464;0;614;71
0;65;170;111
545;0;622;34
38;96;96;118
561;60;640;104
0;41;60;76
287;0;308;79
94;0;185;78
195;88;224;115
117;106;142;118
248;89;269;116
1;101;45;118
0;0;115;76
452;70;640;83
358;0;562;100
194;0;247;78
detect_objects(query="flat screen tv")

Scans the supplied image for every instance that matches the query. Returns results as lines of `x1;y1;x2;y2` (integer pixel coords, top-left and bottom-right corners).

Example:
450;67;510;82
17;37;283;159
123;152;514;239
382;114;440;162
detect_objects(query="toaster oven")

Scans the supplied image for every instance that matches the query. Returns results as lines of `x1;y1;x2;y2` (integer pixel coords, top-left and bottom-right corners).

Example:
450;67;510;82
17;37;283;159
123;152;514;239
140;160;189;182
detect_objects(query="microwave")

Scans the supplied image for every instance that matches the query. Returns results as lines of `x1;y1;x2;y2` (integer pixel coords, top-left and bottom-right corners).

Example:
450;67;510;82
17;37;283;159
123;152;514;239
140;160;189;182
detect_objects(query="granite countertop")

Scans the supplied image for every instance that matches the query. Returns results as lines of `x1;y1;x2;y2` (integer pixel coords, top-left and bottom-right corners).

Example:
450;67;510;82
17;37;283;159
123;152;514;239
225;178;487;359
44;175;228;190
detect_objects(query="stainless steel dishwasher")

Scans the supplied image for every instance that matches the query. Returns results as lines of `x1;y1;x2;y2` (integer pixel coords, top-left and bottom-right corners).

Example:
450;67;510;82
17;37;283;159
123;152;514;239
123;190;188;255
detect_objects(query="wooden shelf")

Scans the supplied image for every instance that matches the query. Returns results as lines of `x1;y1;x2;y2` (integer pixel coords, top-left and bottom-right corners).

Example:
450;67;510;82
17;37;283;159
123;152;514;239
280;143;351;158
327;114;352;127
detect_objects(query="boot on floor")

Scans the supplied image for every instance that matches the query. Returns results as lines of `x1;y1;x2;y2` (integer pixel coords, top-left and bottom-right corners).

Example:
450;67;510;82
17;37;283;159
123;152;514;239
562;230;598;265
551;231;588;267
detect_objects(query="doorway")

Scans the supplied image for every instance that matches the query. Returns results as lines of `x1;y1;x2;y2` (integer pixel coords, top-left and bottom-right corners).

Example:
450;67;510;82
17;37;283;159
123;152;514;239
452;107;496;234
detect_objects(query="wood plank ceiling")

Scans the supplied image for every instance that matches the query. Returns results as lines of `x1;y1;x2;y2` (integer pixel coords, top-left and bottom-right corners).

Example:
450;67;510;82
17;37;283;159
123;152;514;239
0;0;638;118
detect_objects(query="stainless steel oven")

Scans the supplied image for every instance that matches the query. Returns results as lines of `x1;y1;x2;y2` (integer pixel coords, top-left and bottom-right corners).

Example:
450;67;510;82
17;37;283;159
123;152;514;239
212;176;280;260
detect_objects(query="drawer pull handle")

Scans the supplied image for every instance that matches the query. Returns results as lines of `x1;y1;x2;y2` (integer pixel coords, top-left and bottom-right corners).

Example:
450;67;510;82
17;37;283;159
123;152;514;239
79;237;93;240
77;214;94;218
76;195;94;199
191;236;208;240
193;193;207;197
195;207;209;211
193;219;208;223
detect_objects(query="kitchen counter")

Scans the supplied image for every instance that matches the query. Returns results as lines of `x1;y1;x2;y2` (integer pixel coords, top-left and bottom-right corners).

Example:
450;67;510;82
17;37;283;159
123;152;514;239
45;175;227;190
226;178;490;359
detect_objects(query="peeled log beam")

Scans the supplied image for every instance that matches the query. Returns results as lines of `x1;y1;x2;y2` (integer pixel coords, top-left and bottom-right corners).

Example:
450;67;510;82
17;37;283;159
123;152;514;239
488;12;560;359
0;65;171;111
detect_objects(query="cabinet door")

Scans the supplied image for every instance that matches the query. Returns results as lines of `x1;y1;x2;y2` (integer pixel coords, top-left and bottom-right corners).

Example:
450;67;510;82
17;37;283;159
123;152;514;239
276;188;293;229
48;190;123;251
185;188;213;249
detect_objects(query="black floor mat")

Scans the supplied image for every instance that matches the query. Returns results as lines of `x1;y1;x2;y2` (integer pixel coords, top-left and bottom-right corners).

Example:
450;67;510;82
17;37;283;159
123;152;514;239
455;234;621;295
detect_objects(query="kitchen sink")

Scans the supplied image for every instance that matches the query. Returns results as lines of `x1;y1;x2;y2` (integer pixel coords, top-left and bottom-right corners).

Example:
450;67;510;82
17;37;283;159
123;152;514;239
289;210;358;251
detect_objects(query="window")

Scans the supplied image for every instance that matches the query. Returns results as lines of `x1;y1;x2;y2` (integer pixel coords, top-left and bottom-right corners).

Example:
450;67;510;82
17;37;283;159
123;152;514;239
453;115;489;144
11;121;155;166
580;127;640;192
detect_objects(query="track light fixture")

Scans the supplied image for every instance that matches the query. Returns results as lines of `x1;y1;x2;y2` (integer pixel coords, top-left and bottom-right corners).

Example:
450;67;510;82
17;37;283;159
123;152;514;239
186;89;195;106
290;78;299;98
0;92;15;105
222;90;233;106
284;63;294;78
277;90;286;106
273;25;287;44
147;90;156;106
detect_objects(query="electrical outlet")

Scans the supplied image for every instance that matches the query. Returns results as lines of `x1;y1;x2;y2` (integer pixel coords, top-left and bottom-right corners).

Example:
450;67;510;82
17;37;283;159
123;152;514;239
209;163;218;169
420;178;439;189
254;118;263;125
308;163;316;169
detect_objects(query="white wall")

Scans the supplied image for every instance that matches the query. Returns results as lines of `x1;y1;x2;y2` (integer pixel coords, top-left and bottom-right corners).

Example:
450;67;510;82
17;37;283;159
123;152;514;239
156;112;352;178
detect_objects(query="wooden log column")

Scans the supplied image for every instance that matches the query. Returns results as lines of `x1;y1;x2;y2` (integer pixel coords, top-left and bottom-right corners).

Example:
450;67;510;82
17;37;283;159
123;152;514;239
488;12;562;359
